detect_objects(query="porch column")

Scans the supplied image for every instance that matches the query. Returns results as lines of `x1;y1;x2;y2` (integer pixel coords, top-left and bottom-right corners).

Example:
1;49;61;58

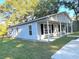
71;21;73;33
47;20;50;41
67;23;69;33
60;22;62;35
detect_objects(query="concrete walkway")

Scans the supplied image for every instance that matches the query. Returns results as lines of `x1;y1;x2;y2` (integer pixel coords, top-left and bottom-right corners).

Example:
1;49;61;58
51;38;79;59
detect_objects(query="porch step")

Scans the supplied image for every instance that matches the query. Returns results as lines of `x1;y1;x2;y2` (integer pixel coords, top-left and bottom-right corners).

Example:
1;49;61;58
40;38;57;42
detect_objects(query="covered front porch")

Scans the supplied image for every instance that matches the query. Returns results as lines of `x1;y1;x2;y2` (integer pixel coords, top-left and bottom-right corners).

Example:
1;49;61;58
37;14;73;41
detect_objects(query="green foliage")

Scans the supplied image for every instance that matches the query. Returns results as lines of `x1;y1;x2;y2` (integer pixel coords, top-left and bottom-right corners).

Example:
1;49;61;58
34;0;58;17
0;0;40;36
5;0;39;24
0;24;7;36
4;0;58;24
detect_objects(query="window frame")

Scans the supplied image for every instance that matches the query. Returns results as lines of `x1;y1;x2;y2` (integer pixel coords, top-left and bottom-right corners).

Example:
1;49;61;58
28;25;32;35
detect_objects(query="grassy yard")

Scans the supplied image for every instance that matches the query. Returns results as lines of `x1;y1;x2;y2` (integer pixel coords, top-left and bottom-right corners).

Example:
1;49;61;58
0;32;79;59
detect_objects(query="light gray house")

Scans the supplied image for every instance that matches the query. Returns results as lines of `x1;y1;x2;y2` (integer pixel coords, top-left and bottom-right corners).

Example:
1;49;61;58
8;12;73;41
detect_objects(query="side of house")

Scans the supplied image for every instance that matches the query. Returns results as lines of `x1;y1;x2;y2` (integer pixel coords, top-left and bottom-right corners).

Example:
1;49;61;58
8;22;39;41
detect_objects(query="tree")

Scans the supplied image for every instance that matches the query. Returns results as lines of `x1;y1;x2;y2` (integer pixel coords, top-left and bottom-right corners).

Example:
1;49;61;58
34;0;59;17
3;0;39;25
0;0;40;36
3;0;59;24
61;0;79;31
0;24;7;36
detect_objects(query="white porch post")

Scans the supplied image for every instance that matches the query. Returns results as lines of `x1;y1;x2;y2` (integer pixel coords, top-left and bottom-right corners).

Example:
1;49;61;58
67;23;69;33
47;20;50;41
71;21;73;33
60;22;62;36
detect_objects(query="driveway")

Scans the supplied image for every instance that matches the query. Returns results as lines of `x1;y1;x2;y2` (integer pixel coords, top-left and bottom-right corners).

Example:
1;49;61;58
51;38;79;59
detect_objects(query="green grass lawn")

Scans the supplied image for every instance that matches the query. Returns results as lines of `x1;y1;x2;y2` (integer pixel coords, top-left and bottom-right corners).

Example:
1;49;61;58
0;32;79;59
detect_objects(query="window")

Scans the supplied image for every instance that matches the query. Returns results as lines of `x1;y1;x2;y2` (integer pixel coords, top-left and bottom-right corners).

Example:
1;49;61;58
41;24;43;35
16;27;19;32
58;24;60;32
29;25;32;35
52;24;54;33
44;24;48;34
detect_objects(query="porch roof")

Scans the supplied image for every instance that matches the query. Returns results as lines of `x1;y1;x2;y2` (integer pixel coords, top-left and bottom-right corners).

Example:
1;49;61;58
9;12;72;28
49;13;72;23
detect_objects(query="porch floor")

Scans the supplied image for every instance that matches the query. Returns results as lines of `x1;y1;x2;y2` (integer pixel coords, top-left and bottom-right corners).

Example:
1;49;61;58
39;33;71;42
